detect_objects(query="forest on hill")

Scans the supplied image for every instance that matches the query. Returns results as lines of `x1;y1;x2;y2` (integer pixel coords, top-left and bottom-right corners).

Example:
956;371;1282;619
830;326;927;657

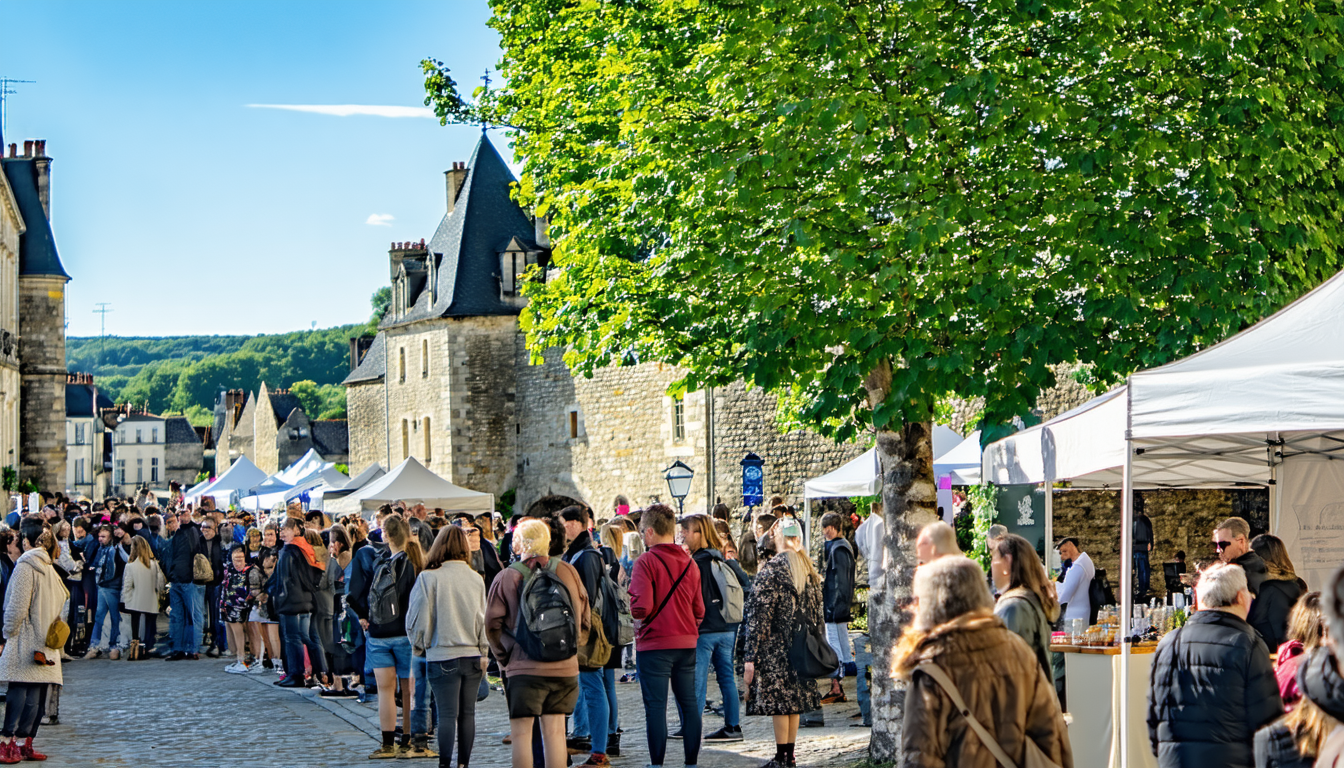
66;289;389;426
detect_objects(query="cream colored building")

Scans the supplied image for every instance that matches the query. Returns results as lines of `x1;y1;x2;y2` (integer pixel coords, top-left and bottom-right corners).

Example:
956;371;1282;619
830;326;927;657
111;414;166;496
0;150;22;476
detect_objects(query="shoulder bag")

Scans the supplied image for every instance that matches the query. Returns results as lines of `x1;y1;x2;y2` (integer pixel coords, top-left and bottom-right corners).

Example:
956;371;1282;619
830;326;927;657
915;662;1062;768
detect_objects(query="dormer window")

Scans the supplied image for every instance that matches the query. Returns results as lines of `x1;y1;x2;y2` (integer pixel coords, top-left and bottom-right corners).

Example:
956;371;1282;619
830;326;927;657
500;237;541;297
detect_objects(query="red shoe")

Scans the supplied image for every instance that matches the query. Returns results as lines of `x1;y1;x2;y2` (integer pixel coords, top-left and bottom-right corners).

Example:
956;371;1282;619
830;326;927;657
0;740;21;765
19;738;45;761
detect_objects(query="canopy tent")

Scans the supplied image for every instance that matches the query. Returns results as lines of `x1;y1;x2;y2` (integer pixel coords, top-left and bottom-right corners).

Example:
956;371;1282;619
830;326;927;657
981;267;1344;768
273;449;328;485
934;429;982;486
186;456;268;506
332;457;494;516
237;450;343;512
326;463;386;496
804;447;880;500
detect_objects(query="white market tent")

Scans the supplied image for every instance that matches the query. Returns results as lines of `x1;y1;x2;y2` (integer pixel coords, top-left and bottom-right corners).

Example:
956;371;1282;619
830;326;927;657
338;457;493;516
934;429;982;486
981;267;1344;768
186;456;269;506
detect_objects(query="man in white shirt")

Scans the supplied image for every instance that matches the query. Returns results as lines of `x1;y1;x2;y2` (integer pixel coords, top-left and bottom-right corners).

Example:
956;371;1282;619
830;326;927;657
850;502;885;729
1055;537;1095;625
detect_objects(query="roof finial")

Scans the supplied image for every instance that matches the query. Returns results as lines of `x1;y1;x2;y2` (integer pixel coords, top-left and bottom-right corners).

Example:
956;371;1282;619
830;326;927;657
480;69;492;134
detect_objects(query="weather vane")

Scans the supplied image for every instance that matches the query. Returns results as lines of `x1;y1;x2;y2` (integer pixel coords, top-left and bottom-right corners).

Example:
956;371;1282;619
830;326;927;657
480;69;492;133
0;77;36;138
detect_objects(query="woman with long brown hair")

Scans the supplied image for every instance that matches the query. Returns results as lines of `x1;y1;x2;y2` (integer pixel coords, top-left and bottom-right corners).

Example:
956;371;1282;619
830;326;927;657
119;535;163;661
682;513;750;743
359;514;425;759
990;534;1060;681
1254;591;1335;768
1250;534;1307;653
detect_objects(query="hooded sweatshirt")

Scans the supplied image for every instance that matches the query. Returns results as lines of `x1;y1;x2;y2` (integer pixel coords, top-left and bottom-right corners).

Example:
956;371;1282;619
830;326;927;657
629;542;703;651
1300;648;1344;768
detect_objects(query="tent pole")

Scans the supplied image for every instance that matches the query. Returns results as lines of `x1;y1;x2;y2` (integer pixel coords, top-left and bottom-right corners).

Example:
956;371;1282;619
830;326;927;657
805;498;811;546
1044;482;1053;560
1119;386;1134;768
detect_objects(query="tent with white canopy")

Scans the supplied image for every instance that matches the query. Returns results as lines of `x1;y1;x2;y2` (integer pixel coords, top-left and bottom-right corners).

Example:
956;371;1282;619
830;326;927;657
334;457;493;516
237;450;343;512
981;267;1344;768
186;456;268;506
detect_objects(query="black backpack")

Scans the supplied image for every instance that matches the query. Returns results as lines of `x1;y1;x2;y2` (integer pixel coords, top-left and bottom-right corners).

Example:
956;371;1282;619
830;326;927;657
569;548;634;648
368;552;406;626
510;560;577;663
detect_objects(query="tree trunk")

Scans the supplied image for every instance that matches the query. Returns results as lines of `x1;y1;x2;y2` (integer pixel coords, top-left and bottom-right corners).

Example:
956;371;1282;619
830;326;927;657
864;363;938;762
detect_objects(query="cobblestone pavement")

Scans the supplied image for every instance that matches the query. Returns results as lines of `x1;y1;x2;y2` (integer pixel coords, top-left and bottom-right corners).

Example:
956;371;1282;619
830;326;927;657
20;655;872;768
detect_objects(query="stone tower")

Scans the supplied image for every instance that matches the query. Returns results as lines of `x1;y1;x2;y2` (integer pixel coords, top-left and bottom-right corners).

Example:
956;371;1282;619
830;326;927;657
3;140;71;492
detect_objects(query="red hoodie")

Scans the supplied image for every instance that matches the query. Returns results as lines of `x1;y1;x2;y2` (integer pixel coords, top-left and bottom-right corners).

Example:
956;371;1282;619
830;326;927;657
629;543;704;651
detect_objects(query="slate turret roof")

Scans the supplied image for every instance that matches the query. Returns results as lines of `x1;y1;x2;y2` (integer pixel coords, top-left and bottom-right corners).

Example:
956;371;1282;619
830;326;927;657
65;383;114;417
0;156;70;279
342;331;386;385
165;417;201;445
312;420;349;459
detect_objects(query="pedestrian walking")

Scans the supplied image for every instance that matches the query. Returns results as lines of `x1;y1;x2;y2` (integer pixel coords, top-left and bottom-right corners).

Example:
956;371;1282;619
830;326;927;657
0;522;68;763
408;525;488;768
119;535;164;660
991;533;1060;681
1147;562;1283;768
898;555;1072;768
1250;534;1307;653
486;517;589;768
743;518;824;768
819;513;855;705
681;513;747;743
358;514;425;758
84;524;126;659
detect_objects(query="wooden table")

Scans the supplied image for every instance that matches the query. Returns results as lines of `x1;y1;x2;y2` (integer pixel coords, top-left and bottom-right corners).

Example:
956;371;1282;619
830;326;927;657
1051;644;1158;768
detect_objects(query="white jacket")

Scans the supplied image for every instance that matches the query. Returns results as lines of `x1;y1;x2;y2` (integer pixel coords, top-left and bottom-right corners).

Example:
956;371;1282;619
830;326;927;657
0;548;66;685
120;559;165;614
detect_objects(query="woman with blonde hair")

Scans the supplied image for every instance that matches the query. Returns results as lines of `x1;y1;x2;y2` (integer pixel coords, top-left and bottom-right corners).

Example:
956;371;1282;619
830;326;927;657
743;518;824;768
898;556;1071;768
990;534;1060;681
119;535;164;661
1250;534;1307;653
1255;592;1335;767
682;513;750;743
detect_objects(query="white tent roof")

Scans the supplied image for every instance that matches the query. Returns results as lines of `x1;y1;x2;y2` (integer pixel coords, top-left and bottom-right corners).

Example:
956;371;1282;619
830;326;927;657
274;449;327;485
934;429;983;485
188;456;268;504
805;447;880;499
338;463;386;492
345;457;494;513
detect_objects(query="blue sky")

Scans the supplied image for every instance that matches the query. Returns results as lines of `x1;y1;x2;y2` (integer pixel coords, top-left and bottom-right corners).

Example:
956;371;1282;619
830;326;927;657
1;0;508;337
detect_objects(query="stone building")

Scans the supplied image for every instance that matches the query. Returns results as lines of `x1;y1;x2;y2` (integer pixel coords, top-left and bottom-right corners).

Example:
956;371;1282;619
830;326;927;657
2;139;69;492
110;411;165;496
65;373;112;498
0;148;22;480
213;386;348;474
345;134;866;516
164;416;203;487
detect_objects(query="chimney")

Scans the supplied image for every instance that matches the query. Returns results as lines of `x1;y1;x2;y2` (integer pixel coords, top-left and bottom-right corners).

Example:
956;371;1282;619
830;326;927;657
33;140;51;220
6;144;13;158
22;141;32;158
534;213;550;249
445;161;468;214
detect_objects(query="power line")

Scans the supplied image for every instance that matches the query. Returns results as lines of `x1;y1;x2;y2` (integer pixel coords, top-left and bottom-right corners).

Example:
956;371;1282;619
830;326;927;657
93;303;112;367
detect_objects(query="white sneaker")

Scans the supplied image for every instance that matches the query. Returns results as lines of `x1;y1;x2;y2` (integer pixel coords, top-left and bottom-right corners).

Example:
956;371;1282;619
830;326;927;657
274;664;285;676
225;661;249;674
246;663;268;675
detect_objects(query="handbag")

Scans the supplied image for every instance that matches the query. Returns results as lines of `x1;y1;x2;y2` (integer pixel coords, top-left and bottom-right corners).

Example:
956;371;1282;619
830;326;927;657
788;604;839;679
45;618;70;650
477;672;490;702
916;662;1063;768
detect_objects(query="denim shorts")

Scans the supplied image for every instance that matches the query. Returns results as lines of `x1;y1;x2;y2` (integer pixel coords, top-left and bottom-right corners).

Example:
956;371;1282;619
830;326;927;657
365;635;413;678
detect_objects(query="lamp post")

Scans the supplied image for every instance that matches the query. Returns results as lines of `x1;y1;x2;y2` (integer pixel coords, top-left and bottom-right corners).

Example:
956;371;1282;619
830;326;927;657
663;460;694;515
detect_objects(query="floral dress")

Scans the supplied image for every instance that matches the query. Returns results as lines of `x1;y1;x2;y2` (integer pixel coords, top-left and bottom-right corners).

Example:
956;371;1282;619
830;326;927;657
743;553;823;716
219;561;261;624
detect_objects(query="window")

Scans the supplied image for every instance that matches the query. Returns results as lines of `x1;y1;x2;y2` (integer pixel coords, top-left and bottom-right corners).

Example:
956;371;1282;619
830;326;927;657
672;398;686;442
75;459;86;484
569;411;579;439
399;347;407;384
74;423;86;445
151;458;159;483
135;428;142;444
151;428;158;443
423;417;432;461
401;419;410;460
136;457;143;484
421;340;429;378
116;459;125;485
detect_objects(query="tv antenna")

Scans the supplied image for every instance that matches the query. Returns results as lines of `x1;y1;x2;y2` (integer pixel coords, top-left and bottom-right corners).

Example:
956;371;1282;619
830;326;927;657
93;303;112;366
0;78;35;136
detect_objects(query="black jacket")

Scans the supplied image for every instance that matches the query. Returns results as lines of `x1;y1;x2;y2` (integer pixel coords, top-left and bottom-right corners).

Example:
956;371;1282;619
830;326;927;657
475;533;503;588
270;542;321;616
346;539;387;622
1255;647;1344;768
365;550;417;639
1236;550;1270;596
692;547;749;634
1147;609;1284;768
201;535;226;587
1250;577;1306;654
822;537;856;623
167;522;205;585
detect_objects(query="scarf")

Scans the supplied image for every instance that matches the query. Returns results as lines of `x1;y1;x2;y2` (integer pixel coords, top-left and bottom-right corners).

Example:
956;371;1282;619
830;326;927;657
291;536;323;569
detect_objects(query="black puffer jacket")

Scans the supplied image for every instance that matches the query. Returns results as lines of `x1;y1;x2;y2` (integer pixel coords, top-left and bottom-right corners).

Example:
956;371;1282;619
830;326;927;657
1255;720;1314;768
1250;577;1306;654
1293;647;1344;768
1147;609;1284;768
270;542;321;616
822;537;855;623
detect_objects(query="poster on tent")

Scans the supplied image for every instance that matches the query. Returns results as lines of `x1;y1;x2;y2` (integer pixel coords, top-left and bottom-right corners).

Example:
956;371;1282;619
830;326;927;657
994;485;1047;556
1279;456;1344;592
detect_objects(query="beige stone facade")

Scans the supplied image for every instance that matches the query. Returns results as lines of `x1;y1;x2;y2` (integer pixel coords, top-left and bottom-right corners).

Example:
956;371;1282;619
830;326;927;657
0;161;21;480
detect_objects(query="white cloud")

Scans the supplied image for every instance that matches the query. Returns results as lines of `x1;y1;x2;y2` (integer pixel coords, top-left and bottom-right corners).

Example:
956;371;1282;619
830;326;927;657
366;214;395;227
247;104;435;118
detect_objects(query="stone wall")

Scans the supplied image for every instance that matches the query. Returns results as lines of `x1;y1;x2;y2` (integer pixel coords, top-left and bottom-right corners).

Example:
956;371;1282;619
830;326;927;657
1049;487;1270;596
253;384;281;474
346;382;387;473
165;441;203;486
18;275;66;492
276;407;314;472
443;316;519;494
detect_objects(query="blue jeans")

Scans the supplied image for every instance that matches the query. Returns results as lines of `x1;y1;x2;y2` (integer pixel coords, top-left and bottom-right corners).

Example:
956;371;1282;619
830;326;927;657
695;631;739;728
427;657;482;767
205;584;225;651
92;586;121;651
278;612;327;680
854;634;872;726
411;655;438;736
603;666;619;735
825;623;853;677
1134;549;1151;595
169;582;204;654
579;669;609;756
637;647;699;767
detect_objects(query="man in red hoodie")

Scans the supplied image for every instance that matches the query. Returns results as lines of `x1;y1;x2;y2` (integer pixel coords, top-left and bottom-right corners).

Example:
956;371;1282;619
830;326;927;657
630;503;705;768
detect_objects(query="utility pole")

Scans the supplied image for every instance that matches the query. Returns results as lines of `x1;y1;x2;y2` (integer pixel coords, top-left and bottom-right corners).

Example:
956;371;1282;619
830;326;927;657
0;78;35;137
93;303;112;367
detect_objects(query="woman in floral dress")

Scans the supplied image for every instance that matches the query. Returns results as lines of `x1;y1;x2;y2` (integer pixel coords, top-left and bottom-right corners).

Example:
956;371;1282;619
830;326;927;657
220;544;263;673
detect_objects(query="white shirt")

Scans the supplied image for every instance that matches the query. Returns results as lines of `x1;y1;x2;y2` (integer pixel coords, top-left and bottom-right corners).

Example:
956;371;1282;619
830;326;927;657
1057;551;1095;623
854;515;887;589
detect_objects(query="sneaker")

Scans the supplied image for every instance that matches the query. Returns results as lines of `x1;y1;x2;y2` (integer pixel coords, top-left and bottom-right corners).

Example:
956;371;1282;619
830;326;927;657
247;663;268;675
399;742;437;759
368;745;400;759
566;738;592;755
225;661;249;674
0;741;19;765
577;755;610;767
275;664;286;676
619;673;637;684
606;734;621;757
17;739;45;761
82;648;102;660
668;728;683;740
704;726;744;743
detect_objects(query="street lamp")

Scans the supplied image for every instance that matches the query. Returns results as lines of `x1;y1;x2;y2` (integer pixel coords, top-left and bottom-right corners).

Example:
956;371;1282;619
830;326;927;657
663;460;694;514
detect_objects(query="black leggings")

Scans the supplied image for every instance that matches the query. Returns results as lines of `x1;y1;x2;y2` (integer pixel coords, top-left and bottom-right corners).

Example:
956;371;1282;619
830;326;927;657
2;683;47;738
130;611;155;642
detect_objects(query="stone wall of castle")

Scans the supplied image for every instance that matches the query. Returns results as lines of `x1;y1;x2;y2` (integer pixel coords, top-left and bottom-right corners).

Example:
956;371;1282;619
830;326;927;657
346;382;387;473
19;275;66;491
442;316;519;494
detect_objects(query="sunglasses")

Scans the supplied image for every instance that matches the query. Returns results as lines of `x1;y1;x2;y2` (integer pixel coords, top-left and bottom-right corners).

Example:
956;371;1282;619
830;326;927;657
1214;540;1235;551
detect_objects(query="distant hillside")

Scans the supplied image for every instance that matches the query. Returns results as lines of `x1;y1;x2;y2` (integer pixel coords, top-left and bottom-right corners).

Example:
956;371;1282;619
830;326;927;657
66;324;370;426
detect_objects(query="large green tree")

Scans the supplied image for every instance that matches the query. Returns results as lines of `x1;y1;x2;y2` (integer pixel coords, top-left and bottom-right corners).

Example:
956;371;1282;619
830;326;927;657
429;0;1344;757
